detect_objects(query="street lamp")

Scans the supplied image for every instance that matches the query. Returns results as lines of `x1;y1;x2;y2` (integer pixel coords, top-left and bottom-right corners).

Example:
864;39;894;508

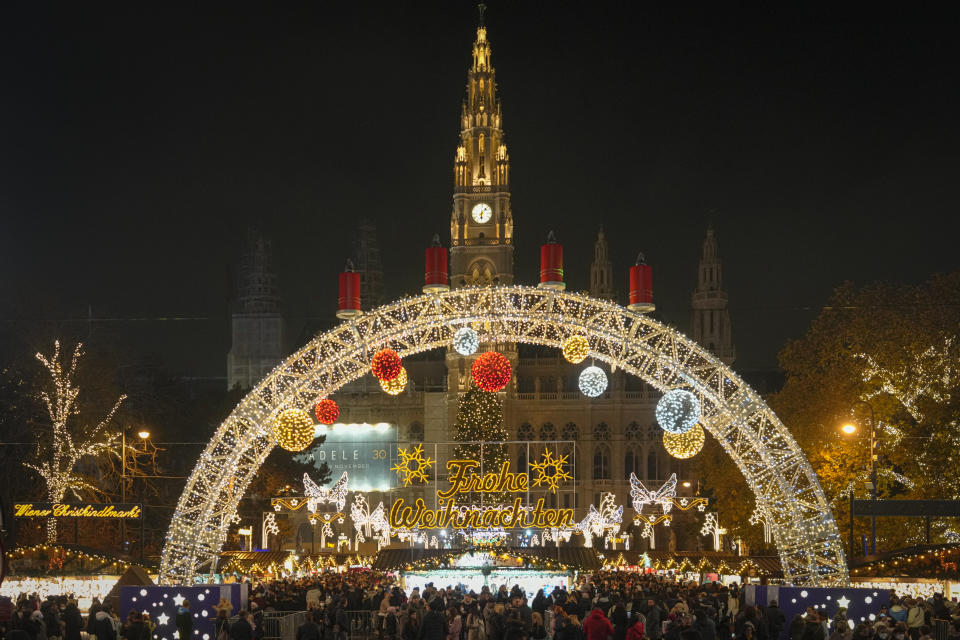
840;400;877;555
121;428;152;561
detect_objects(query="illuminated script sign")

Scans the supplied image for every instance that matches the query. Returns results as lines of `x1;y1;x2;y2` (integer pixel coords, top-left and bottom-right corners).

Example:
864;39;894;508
389;460;575;530
13;502;142;520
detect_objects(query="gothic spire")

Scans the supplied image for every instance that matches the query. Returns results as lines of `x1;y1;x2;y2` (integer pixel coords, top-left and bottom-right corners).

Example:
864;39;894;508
237;227;281;313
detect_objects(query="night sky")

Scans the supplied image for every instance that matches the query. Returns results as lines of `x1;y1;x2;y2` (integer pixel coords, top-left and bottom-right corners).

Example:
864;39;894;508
2;3;958;377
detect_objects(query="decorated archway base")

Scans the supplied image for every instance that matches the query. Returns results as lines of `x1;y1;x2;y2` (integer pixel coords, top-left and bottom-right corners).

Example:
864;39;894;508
159;286;848;586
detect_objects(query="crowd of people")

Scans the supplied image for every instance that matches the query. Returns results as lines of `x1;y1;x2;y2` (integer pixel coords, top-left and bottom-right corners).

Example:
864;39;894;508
4;571;960;640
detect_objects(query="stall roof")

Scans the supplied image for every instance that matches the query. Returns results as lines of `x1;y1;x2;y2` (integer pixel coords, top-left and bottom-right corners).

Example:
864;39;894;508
604;550;783;579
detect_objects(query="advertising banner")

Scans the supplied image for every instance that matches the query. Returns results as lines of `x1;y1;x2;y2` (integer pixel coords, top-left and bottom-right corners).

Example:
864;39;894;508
295;423;398;491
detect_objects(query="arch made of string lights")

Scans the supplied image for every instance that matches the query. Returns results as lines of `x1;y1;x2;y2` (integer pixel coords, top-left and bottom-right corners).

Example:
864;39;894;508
159;286;848;586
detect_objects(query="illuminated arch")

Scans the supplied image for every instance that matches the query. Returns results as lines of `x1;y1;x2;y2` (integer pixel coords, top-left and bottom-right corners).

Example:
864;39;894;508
160;285;847;586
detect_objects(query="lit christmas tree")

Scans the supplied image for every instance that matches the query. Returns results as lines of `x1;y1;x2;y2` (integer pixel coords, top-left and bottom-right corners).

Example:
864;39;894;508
453;386;508;504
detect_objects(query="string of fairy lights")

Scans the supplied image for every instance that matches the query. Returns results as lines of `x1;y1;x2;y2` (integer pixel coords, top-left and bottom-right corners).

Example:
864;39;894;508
159;285;848;587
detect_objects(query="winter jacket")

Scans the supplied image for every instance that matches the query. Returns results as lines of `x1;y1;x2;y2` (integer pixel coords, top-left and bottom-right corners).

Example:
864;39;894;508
231;619;253;640
585;609;615;640
419;610;449;640
296;622;322;640
626;621;646;640
63;605;83;640
94;612;117;640
906;608;924;629
176;609;193;640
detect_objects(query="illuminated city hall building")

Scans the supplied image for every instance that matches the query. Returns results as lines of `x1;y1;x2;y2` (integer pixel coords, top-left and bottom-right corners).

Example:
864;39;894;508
228;21;735;552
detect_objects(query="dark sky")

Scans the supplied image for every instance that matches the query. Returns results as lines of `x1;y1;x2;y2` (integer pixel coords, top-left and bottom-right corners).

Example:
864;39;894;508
2;3;958;377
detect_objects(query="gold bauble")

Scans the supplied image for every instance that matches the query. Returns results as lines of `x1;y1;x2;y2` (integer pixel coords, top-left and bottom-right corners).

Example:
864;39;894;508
273;408;315;452
662;423;705;459
562;335;589;364
379;366;408;396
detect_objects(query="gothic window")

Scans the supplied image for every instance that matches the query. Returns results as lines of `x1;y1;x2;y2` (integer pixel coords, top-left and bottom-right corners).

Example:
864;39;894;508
593;422;610;441
646;423;661;441
624;446;642;477
593;444;611;480
562;422;579;440
540;422;557;440
625;422;642;441
561;444;578;481
518;448;528;474
517;423;534;440
647;449;659;481
408;422;424;441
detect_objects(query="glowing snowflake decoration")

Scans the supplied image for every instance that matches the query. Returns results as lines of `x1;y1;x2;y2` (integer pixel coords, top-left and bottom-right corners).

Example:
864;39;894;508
529;450;572;493
391;443;435;486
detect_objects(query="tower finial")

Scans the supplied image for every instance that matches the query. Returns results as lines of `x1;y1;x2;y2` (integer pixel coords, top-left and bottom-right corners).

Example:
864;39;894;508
478;2;487;26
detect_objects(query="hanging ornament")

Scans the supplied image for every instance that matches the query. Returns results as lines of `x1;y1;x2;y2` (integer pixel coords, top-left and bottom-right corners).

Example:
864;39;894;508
578;365;608;397
371;348;403;381
273;408;315;452
314;399;340;425
562;335;589;364
452;327;479;356
471;351;512;392
656;389;701;434
663;424;705;459
380;366;408;396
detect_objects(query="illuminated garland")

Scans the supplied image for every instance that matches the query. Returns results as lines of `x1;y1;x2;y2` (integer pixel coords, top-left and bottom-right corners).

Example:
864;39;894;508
371;349;403;381
379;366;408;395
471;351;512;392
663;424;705;459
655;389;701;434
562;335;589;364
273;408;315;452
452;327;479;356
314;399;340;425
160;285;847;588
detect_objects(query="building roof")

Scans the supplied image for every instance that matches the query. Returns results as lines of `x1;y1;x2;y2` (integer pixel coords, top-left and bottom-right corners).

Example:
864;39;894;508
605;550;782;579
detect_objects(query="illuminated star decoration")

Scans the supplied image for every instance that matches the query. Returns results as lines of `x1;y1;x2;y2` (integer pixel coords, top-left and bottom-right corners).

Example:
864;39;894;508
836;595;851;609
391;444;435;486
172;594;185;606
630;472;678;513
156;613;170;626
303;471;349;513
529;450;572;494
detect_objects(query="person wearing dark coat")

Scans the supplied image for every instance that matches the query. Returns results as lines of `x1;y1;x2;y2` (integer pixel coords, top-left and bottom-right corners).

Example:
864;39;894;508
94;609;117;640
230;612;253;640
765;603;785;640
694;611;716;640
788;617;806;640
610;602;630;640
419;601;449;640
296;612;322;640
122;615;148;640
556;617;586;640
644;601;663;640
63;602;83;640
176;601;194;640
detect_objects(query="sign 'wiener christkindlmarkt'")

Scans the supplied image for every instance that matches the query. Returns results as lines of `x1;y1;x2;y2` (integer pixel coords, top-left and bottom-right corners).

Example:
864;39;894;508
388;459;575;530
13;502;142;520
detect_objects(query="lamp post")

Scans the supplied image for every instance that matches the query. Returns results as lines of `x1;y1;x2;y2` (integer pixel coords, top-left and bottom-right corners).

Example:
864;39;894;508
841;399;877;555
137;431;150;561
121;429;151;560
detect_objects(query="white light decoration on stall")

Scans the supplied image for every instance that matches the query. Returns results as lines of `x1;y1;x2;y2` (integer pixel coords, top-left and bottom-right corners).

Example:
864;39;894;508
656;389;701;434
303;471;349;513
452;326;480;356
576;492;622;548
630;473;678;513
749;502;773;544
579;365;608;397
349;494;391;550
701;512;726;551
160;285;848;587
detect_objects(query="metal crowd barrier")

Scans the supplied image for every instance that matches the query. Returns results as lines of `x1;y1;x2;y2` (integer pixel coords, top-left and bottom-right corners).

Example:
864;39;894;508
932;619;950;640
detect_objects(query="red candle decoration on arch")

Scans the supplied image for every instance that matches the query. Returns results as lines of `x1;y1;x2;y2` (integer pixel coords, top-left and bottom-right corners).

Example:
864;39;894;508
371;348;403;382
314;399;340;425
471;351;513;392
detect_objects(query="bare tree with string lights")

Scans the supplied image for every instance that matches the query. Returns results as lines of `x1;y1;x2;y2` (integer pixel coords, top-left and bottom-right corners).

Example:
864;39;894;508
23;341;126;542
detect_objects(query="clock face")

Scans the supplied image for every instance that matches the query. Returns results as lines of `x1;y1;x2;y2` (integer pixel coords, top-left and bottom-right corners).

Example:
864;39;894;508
471;202;493;224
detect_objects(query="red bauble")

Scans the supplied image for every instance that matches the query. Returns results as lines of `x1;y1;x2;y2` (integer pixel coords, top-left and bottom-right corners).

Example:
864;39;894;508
371;348;403;381
471;351;513;392
314;399;340;425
